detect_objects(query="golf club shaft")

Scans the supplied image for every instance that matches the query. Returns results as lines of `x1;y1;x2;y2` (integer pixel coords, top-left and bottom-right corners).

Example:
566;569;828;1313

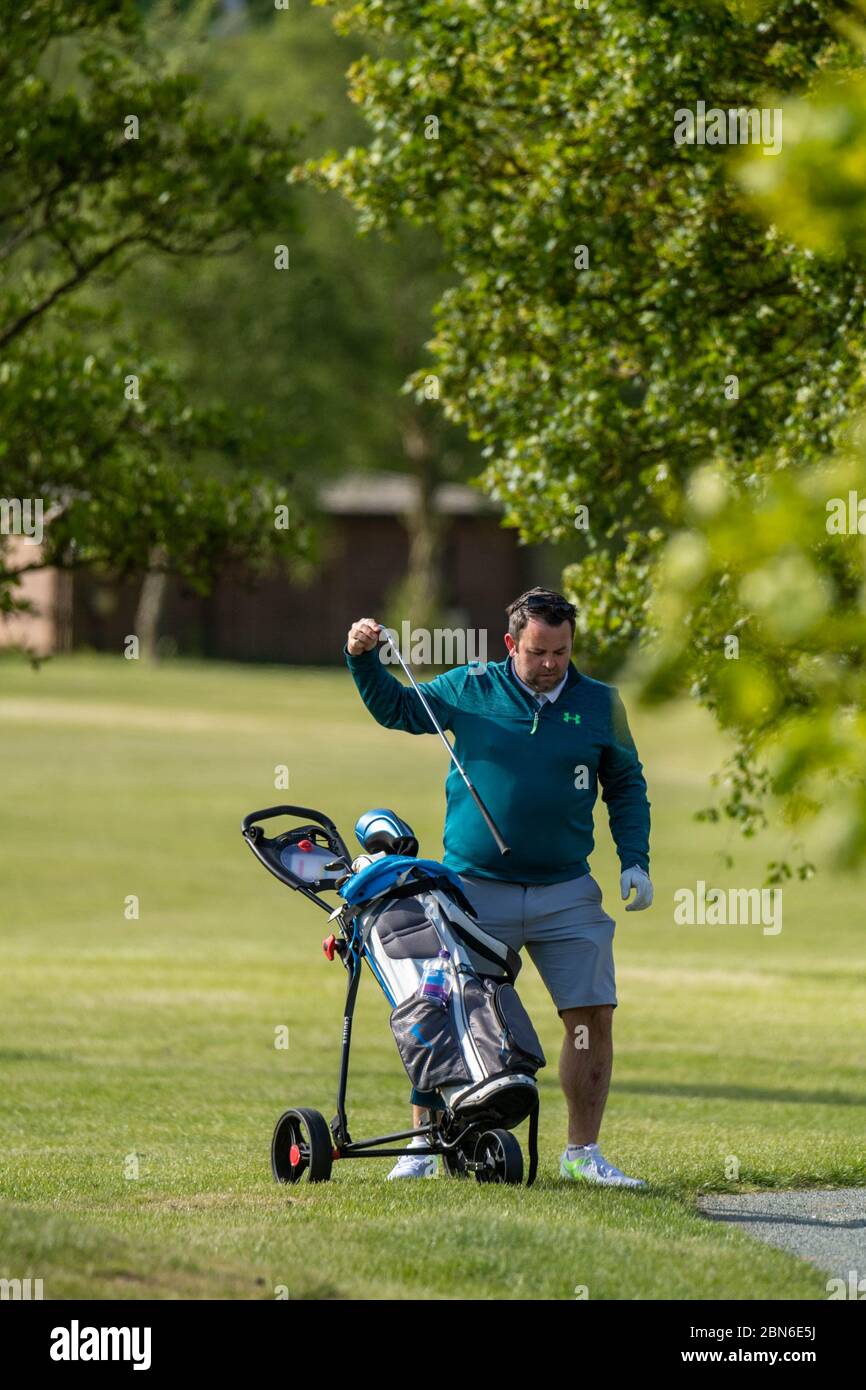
382;631;511;857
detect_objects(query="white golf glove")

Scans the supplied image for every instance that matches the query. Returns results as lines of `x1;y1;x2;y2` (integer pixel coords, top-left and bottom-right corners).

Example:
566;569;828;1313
620;865;653;911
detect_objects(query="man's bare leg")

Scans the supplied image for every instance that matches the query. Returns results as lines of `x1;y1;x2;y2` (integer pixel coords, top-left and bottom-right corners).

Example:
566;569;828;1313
386;1104;437;1177
558;1004;614;1146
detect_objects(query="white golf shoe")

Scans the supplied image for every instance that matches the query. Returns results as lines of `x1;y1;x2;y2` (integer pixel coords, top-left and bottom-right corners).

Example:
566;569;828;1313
560;1142;646;1188
386;1146;439;1179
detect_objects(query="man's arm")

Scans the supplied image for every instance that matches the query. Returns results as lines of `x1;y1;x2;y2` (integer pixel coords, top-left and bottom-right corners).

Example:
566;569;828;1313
597;687;651;874
343;620;462;734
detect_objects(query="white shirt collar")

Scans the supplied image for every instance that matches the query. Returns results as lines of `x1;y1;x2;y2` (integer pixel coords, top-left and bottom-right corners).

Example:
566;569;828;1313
509;655;568;704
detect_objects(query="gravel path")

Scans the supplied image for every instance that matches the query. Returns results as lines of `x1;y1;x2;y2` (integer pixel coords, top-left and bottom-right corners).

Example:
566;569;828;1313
698;1188;866;1284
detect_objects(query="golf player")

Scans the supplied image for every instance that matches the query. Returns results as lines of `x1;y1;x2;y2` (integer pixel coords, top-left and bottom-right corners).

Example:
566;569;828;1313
344;588;652;1186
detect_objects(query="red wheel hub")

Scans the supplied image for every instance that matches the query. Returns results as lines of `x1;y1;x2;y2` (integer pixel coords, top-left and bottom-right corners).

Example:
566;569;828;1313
289;1142;301;1167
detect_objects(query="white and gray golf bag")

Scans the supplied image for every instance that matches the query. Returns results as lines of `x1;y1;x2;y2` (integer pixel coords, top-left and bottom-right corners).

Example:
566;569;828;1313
351;859;546;1143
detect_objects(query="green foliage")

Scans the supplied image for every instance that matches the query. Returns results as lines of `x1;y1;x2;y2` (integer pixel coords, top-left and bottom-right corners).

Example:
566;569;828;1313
117;1;463;483
0;303;309;596
305;0;866;873
736;8;866;258
636;441;866;871
636;7;866;875
0;0;311;622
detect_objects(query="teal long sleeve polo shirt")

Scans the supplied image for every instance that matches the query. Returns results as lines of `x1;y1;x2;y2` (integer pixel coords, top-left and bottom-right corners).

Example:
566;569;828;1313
343;643;651;885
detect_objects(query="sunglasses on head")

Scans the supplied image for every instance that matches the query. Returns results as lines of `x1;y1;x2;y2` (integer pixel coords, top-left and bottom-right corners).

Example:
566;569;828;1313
520;595;576;620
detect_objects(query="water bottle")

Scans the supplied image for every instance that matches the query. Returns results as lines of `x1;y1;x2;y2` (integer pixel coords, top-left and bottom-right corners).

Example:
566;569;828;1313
419;948;454;1009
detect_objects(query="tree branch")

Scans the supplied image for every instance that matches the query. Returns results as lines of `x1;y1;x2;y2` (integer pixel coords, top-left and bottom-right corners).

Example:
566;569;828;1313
0;233;141;347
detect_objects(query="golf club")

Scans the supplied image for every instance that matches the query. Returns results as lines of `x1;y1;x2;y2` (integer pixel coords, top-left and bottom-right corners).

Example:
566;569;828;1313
380;627;511;857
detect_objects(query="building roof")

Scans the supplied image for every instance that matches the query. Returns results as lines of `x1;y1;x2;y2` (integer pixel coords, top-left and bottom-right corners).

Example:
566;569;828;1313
318;472;501;516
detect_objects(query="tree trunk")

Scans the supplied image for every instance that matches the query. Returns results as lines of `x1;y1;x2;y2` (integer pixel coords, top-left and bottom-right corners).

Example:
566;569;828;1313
400;410;445;626
134;544;169;661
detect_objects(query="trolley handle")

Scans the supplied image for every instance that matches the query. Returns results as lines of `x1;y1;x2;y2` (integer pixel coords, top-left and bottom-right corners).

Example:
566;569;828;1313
241;804;342;837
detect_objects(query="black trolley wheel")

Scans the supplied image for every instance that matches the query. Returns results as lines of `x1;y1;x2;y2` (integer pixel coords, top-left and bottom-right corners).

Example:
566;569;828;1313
271;1107;333;1184
473;1128;524;1185
441;1145;471;1179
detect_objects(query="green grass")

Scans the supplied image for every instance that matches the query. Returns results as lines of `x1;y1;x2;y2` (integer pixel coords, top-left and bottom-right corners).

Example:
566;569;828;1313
1;651;864;1299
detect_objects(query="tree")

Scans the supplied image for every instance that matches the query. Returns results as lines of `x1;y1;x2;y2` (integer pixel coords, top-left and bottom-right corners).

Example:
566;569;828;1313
302;0;866;871
0;0;313;650
103;0;481;639
637;4;866;876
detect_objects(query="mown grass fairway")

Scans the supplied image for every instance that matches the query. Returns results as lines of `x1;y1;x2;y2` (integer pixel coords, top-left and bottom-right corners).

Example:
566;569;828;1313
1;653;864;1299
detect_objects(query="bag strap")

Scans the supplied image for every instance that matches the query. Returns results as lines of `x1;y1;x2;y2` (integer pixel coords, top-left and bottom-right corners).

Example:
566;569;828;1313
448;918;518;982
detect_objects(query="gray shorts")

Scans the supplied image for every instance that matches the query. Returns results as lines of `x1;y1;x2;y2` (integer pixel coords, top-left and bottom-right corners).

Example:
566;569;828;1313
456;872;617;1016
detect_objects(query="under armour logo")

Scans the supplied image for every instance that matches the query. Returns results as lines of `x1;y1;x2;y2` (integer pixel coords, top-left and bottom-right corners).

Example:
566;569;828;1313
563;712;582;725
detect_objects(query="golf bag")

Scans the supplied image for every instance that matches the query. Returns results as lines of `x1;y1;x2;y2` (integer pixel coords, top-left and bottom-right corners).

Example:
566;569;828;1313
343;856;547;1141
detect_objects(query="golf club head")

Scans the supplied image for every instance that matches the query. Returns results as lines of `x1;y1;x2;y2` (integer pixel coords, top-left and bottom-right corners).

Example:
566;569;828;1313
354;808;419;857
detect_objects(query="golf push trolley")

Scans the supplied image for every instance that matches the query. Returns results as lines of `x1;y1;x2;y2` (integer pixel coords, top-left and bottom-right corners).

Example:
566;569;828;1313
242;804;546;1187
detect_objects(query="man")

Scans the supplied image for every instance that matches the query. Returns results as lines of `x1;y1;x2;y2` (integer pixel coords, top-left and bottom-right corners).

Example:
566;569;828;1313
343;587;652;1187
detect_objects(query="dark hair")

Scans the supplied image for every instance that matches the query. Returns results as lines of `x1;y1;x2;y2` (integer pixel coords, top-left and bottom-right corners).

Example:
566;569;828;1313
506;587;576;643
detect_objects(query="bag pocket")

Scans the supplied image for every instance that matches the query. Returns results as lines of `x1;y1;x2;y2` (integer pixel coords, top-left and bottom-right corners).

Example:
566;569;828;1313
463;978;546;1075
390;994;473;1091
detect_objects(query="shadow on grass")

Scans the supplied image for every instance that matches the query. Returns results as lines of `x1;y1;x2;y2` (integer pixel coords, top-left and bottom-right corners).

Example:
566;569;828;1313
613;1079;866;1108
